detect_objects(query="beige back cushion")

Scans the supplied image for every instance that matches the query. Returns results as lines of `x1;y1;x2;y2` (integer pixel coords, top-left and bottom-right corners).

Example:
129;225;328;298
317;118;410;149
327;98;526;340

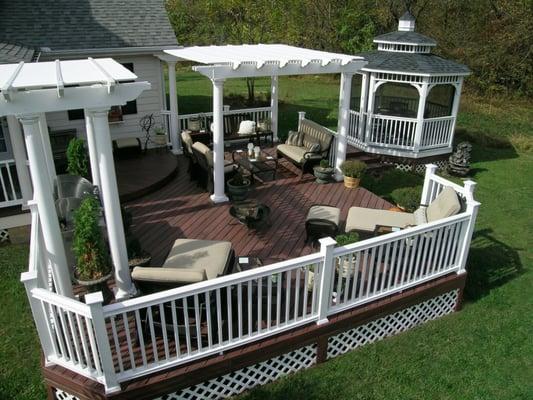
181;131;194;154
426;186;461;222
192;141;213;166
299;119;333;151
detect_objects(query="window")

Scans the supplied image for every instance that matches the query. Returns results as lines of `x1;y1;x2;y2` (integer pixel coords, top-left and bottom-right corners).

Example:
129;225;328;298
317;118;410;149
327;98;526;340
67;62;138;121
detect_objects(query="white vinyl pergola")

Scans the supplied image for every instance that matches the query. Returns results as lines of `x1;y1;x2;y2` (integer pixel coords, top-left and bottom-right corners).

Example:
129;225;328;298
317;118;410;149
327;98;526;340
0;58;150;299
163;44;367;202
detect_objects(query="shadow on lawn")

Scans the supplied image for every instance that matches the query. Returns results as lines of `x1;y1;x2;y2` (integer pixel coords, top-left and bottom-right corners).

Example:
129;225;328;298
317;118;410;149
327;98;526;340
464;228;523;301
455;128;519;163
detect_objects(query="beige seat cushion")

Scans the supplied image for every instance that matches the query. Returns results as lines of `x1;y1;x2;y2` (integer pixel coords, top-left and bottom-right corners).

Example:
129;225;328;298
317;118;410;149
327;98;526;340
277;144;321;163
192;141;213;166
345;207;415;233
307;205;341;226
115;137;139;149
163;238;232;280
131;267;207;284
426;187;461;222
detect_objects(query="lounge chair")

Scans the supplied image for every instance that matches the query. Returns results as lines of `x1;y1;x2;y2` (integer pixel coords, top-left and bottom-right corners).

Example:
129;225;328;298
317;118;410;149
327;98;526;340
345;186;461;234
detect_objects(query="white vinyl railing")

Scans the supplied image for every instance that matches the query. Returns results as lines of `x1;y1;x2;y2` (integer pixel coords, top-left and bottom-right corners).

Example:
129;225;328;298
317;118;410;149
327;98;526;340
22;166;479;393
368;114;418;149
421;116;455;149
0;159;24;208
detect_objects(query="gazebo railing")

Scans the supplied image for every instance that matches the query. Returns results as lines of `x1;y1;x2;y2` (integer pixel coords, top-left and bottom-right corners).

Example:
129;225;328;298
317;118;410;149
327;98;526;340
368;114;418;149
0;159;24;208
420;116;455;149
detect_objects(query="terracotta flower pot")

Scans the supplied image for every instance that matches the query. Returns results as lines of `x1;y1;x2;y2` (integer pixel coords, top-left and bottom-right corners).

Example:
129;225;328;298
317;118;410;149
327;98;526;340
343;176;360;189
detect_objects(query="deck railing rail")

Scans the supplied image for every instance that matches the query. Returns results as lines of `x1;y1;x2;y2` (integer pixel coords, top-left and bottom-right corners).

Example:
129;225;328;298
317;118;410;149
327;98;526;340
22;166;479;393
0;159;24;208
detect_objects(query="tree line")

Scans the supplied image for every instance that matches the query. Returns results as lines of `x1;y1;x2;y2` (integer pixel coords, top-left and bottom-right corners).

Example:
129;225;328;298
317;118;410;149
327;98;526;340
166;0;533;97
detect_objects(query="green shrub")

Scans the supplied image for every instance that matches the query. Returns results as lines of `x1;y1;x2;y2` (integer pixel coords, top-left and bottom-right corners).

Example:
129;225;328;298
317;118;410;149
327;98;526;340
335;232;360;246
390;186;422;213
73;197;109;281
66;138;89;178
319;159;330;168
340;160;366;178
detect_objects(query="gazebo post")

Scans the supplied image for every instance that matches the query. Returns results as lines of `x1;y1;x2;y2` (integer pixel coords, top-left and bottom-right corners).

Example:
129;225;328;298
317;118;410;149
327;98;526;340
19;114;73;298
334;72;353;181
84;110;101;188
6;116;32;202
167;60;182;154
449;77;464;148
38;113;57;189
364;73;377;143
358;73;369;142
413;79;429;151
270;76;279;142
87;108;136;299
210;78;229;203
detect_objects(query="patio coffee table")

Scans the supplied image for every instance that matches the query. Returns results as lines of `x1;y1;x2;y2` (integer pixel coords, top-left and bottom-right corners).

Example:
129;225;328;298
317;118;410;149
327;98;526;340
232;149;278;182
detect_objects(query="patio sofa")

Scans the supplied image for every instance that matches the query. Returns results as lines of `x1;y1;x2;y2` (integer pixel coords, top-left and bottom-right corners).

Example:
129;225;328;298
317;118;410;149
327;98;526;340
345;186;461;234
191;141;238;193
276;118;333;177
131;238;235;293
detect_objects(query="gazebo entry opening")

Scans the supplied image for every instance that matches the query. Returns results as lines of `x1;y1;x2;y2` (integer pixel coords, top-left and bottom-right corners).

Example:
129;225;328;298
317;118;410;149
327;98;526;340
161;44;367;203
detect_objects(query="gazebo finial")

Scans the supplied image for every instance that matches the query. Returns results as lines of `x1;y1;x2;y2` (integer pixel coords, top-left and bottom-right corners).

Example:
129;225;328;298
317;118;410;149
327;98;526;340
398;11;416;32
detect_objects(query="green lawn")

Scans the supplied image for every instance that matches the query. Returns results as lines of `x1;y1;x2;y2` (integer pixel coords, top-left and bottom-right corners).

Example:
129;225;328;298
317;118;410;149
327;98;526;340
1;74;532;399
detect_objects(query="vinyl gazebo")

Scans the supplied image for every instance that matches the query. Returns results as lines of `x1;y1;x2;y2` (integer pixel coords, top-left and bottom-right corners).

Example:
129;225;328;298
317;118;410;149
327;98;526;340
347;12;470;159
161;44;367;202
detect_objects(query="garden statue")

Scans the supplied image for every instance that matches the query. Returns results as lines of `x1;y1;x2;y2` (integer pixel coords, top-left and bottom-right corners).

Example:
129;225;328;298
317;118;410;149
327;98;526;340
448;142;472;176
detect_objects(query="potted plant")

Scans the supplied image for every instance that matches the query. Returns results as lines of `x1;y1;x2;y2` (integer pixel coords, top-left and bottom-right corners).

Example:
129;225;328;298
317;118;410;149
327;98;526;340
335;232;360;278
66;138;89;178
390;186;422;212
72;196;113;302
313;159;334;184
153;126;168;146
257;118;271;132
227;172;251;201
340;160;367;189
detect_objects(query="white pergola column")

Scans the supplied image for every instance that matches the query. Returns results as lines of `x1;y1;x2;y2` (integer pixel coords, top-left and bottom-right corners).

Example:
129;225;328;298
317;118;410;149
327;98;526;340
38;113;57;188
364;73;377;143
84;110;101;188
167;60;182;155
357;73;369;142
210;78;229;203
270;75;279;142
19;114;73;298
334;72;353;181
413;79;429;151
6;115;32;202
87;108;136;299
449;77;464;148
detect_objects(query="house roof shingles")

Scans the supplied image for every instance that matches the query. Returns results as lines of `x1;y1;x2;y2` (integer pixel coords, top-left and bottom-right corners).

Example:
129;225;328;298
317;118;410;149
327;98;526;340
0;42;35;63
0;0;177;63
358;50;470;75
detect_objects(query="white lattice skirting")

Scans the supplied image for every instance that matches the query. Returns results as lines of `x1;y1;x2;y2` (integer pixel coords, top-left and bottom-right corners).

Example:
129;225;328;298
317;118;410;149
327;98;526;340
53;290;459;400
328;289;459;359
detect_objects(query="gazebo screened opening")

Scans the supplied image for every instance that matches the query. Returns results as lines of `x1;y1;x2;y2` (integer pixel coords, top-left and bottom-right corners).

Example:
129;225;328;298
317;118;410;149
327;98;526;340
373;81;419;118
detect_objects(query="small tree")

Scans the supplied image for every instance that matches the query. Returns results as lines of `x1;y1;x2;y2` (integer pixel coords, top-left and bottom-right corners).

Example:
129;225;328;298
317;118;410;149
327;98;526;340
390;186;422;212
66;138;89;178
73;197;109;281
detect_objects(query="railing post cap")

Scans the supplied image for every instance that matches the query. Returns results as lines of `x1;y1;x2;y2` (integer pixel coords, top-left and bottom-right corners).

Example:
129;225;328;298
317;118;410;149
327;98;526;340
85;291;104;305
319;237;337;248
425;163;437;171
20;270;38;283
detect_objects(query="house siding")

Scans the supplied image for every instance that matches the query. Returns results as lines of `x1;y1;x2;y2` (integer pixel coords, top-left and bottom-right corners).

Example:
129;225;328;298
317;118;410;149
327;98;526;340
44;54;165;143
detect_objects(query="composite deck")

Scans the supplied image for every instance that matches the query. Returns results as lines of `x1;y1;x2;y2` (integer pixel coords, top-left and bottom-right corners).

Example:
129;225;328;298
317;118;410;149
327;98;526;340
124;148;392;266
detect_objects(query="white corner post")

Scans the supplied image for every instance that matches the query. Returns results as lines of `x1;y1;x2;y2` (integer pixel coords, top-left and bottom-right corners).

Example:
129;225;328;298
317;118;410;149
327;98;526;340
317;236;337;325
85;292;121;394
364;73;377;143
38;113;57;188
84;110;101;188
449;77;464;148
210;78;229;203
420;163;438;206
6;115;32;202
270;75;279;142
413;79;429;151
19;114;73;298
357;73;369;143
456;180;480;274
334;72;353;181
167;60;182;154
88;108;136;299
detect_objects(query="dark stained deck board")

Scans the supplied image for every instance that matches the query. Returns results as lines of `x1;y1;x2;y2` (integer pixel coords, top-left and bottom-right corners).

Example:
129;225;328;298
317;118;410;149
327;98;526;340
125;148;392;266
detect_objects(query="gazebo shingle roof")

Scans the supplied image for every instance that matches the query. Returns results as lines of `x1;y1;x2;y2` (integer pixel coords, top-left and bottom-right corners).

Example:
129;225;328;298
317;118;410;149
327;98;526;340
358;50;470;75
0;0;177;63
373;31;436;46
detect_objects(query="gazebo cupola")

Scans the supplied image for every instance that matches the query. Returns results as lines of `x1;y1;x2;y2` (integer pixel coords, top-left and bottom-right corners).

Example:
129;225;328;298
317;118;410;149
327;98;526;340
348;12;470;159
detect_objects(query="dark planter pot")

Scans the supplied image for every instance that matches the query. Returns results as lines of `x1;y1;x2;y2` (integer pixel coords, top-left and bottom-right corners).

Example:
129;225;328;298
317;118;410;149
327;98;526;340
227;178;251;201
313;167;334;184
74;271;114;304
